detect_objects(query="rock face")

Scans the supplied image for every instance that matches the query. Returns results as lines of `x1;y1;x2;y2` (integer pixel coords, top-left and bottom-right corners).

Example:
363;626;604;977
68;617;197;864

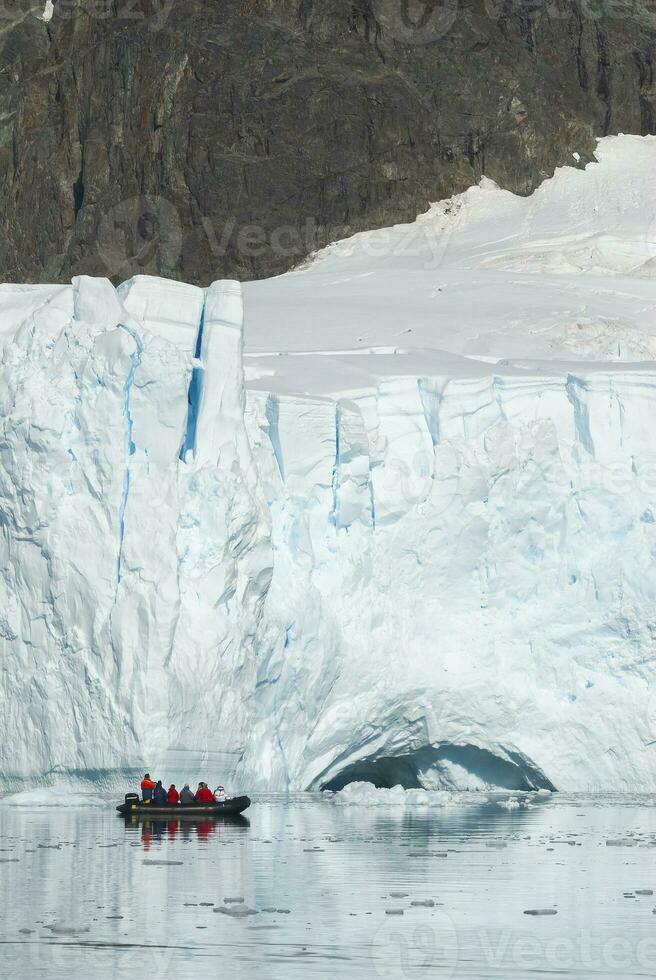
1;0;656;285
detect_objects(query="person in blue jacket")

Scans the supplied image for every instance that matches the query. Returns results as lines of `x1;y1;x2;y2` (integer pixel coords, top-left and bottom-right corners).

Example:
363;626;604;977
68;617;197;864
153;780;167;805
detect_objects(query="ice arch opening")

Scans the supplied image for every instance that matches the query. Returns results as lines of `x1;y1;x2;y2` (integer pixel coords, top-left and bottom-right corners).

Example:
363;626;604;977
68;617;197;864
318;744;557;793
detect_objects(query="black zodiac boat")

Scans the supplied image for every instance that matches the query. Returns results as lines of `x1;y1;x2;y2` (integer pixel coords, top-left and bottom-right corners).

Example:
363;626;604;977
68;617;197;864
116;793;251;817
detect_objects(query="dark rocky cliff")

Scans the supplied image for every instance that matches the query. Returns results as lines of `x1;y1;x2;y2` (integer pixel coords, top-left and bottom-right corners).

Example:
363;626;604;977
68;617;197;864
1;0;655;284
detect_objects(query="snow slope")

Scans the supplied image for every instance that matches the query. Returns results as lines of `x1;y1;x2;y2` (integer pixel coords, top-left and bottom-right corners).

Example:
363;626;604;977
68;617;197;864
243;135;656;371
2;136;656;792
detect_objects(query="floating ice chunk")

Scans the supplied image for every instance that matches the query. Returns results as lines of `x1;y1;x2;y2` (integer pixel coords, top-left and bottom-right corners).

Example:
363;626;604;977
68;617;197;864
326;783;406;806
142;860;183;866
327;782;480;807
46;922;91;935
498;798;521;810
214;906;258;918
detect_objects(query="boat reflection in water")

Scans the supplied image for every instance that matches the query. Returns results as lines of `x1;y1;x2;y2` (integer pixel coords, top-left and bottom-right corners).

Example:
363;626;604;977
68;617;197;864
121;812;250;851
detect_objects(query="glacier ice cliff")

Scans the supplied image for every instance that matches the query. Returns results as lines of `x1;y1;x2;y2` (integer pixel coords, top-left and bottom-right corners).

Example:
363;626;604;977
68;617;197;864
2;136;656;792
241;366;656;793
0;276;271;783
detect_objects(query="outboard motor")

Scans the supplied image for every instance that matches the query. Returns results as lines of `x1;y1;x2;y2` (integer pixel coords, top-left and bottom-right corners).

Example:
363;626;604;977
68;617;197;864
124;793;140;807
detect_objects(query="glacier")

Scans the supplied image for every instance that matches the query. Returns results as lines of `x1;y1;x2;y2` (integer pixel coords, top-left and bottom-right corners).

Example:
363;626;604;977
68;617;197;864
2;135;656;793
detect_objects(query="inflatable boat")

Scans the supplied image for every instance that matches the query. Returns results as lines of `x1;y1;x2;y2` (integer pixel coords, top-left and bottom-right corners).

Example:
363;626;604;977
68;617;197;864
116;794;251;817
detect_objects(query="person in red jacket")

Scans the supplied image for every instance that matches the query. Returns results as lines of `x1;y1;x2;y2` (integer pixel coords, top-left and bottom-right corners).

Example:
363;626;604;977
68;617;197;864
195;782;214;804
167;784;180;805
140;774;156;802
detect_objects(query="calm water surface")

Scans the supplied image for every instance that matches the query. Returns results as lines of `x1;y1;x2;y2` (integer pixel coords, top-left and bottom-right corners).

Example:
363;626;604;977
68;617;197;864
2;792;656;979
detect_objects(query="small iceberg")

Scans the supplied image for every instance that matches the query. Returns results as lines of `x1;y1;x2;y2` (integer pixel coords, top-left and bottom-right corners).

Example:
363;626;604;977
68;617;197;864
324;781;487;807
1;788;106;809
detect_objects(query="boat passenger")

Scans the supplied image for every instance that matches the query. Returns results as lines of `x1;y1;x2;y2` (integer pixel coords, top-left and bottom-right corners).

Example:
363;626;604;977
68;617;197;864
140;773;156;802
179;784;194;804
195;783;214;804
214;785;227;803
153;780;167;805
167;784;180;805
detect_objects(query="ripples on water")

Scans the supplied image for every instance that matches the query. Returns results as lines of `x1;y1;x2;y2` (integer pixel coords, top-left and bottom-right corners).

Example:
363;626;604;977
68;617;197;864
1;792;656;979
